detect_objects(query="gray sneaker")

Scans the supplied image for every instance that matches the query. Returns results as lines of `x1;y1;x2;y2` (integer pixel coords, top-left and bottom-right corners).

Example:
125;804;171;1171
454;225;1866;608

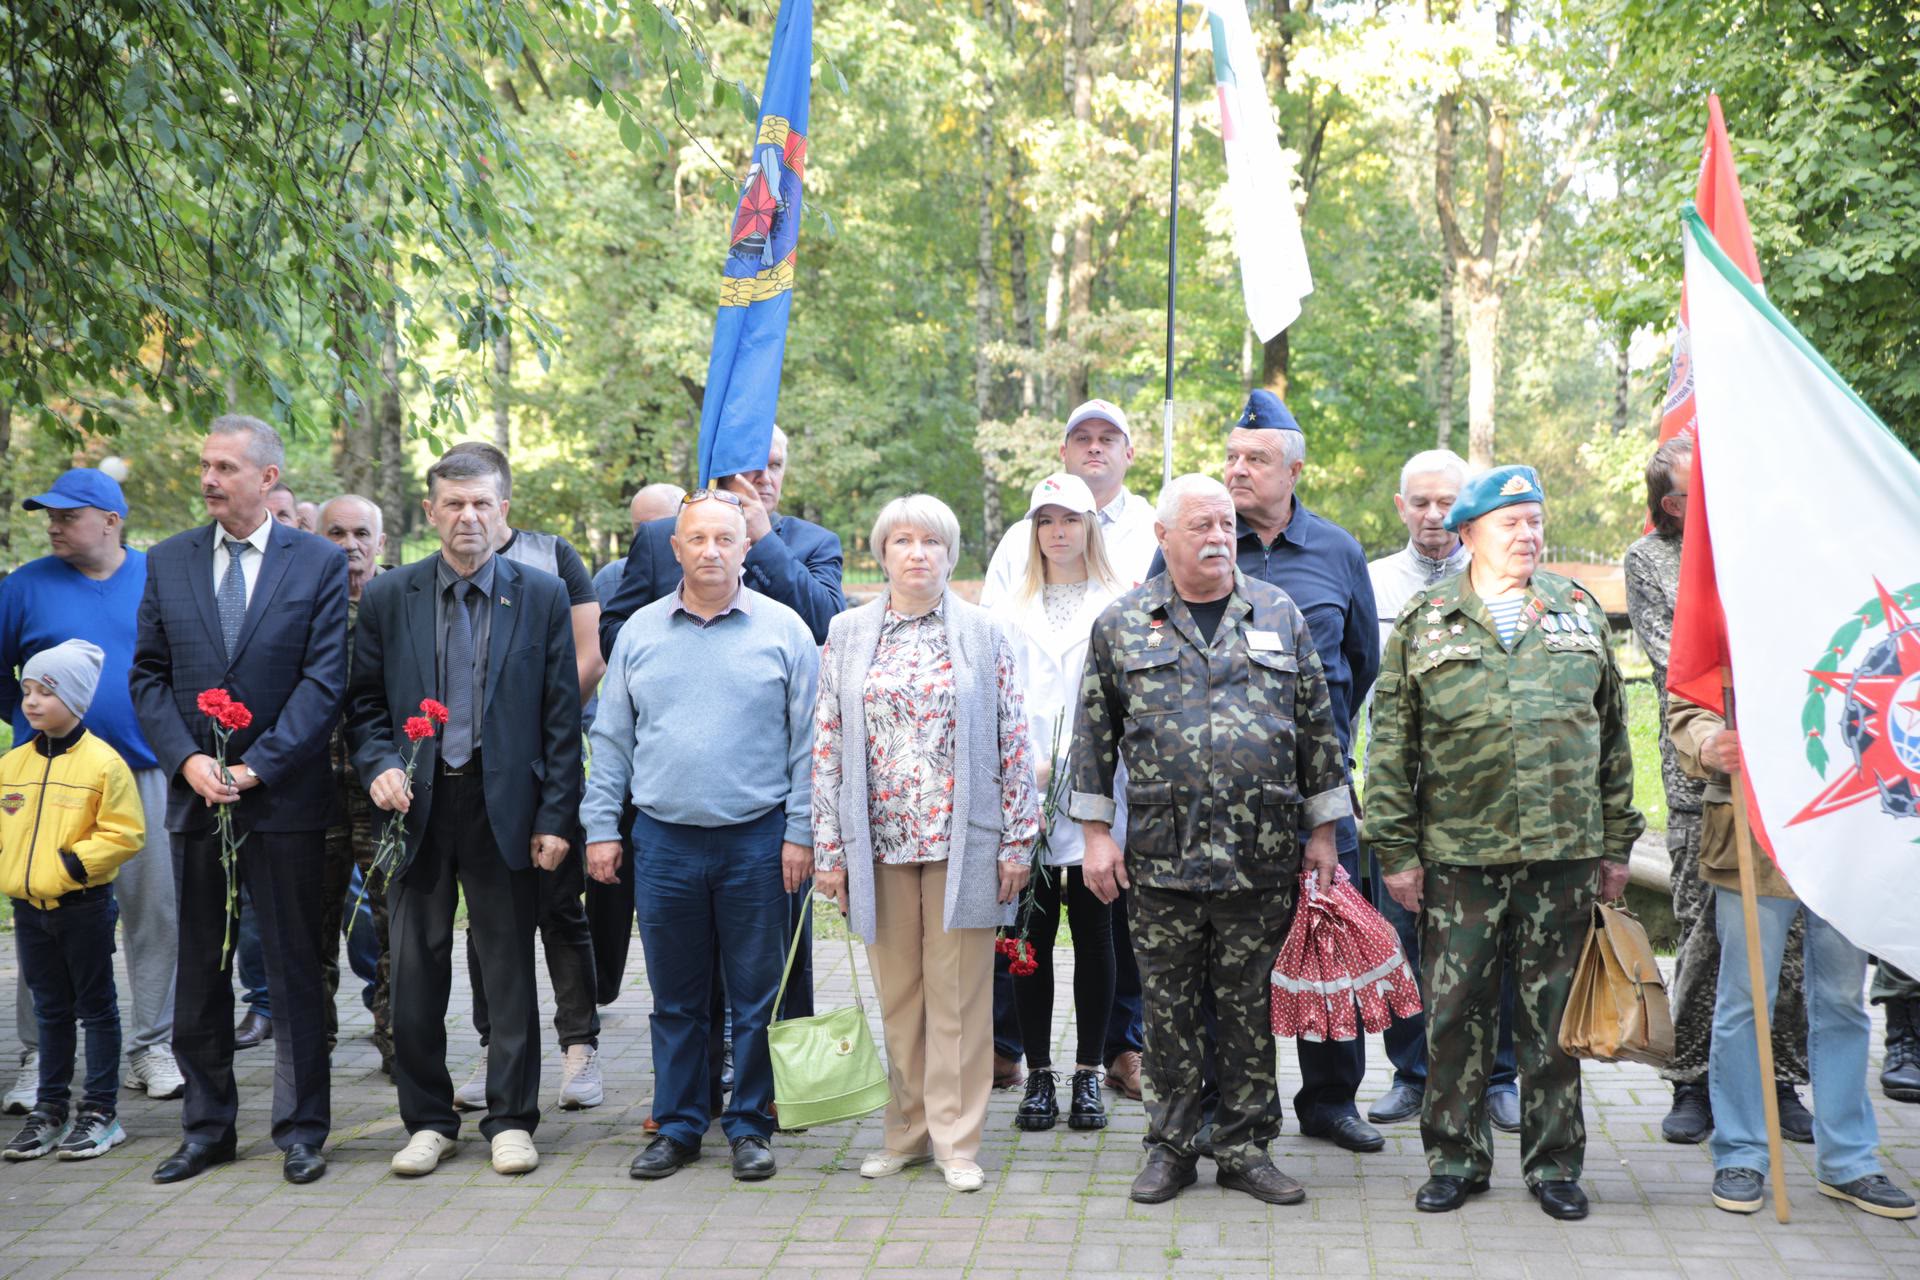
3;1052;39;1115
1711;1166;1764;1214
557;1045;603;1110
1817;1173;1918;1220
453;1060;488;1111
3;1110;73;1161
55;1111;127;1161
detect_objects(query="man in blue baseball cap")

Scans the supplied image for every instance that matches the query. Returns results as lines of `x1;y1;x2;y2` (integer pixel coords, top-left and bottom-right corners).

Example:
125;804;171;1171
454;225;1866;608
1146;388;1384;1156
0;468;183;1111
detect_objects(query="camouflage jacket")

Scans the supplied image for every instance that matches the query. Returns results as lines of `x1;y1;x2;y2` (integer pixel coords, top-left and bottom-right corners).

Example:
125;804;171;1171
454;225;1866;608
1624;531;1706;815
1366;568;1644;875
1065;570;1352;893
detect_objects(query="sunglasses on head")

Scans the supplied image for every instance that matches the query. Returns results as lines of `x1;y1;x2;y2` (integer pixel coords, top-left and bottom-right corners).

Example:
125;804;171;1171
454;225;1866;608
681;489;745;508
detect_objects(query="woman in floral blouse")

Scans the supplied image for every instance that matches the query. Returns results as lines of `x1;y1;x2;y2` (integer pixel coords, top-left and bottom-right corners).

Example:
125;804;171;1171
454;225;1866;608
813;494;1040;1192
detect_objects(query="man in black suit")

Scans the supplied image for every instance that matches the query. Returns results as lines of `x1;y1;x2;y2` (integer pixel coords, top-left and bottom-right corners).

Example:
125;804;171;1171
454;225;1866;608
131;415;349;1185
346;444;581;1178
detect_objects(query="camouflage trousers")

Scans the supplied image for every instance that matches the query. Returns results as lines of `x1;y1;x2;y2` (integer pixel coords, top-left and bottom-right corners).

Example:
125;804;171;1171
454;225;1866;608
319;784;391;1065
1420;858;1595;1185
1872;963;1920;1004
1131;882;1294;1172
1660;813;1809;1085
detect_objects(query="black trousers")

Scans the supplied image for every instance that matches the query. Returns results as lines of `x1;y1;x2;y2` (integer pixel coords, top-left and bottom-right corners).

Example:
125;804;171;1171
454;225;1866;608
1012;866;1114;1069
173;828;330;1150
468;839;600;1049
389;770;541;1139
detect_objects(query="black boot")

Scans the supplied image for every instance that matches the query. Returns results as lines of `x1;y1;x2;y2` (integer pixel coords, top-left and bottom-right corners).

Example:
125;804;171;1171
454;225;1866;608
1661;1082;1712;1144
1015;1069;1058;1131
1067;1068;1109;1131
1775;1083;1814;1144
1882;998;1920;1103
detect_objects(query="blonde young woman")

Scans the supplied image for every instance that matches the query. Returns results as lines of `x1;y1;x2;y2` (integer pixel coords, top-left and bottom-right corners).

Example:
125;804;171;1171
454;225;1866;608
988;474;1127;1132
812;494;1040;1192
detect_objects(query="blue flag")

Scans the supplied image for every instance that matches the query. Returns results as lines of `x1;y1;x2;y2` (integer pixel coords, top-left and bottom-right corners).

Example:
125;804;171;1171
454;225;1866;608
696;0;812;485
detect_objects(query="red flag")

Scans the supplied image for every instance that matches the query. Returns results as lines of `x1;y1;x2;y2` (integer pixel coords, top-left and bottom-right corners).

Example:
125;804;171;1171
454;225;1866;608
1655;94;1763;453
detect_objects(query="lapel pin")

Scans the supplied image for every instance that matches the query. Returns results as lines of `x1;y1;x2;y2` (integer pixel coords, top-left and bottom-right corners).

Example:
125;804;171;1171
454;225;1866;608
499;596;512;607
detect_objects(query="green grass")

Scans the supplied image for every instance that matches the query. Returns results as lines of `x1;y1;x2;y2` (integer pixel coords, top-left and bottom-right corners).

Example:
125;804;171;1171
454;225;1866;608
1624;678;1669;834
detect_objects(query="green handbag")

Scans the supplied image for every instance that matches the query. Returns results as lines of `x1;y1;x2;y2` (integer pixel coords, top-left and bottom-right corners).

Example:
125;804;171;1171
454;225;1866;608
767;891;891;1129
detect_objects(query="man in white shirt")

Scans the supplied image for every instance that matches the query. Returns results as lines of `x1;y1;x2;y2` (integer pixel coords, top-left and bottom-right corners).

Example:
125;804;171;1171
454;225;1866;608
980;398;1158;1101
1361;448;1521;1135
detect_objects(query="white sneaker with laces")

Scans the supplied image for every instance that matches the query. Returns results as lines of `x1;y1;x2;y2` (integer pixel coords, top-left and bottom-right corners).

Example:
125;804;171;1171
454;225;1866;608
557;1044;603;1110
55;1111;126;1160
3;1052;39;1115
126;1045;186;1100
453;1060;488;1111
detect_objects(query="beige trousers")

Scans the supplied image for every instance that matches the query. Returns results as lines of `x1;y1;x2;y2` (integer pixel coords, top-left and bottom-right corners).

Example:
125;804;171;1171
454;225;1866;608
867;861;995;1164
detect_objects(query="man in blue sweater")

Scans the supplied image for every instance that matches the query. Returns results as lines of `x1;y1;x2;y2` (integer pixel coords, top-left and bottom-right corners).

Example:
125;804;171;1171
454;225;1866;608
0;468;183;1109
582;493;819;1185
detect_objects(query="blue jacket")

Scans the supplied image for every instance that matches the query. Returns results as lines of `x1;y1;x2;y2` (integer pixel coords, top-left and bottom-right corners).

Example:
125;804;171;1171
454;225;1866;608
131;521;350;833
599;510;845;656
345;553;582;873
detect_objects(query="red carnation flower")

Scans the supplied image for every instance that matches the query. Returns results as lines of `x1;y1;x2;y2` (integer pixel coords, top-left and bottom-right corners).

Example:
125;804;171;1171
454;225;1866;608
419;698;449;724
404;716;436;742
216;701;253;732
197;688;233;717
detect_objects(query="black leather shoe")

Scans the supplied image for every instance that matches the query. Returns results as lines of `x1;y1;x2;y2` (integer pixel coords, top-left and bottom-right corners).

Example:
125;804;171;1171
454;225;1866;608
1662;1082;1713;1144
729;1135;775;1181
1416;1174;1490;1212
629;1135;699;1180
1014;1070;1058;1131
1129;1146;1198;1204
1067;1069;1108;1131
1367;1082;1423;1125
234;1009;273;1050
153;1138;237;1183
1486;1088;1521;1135
1300;1111;1385;1153
1775;1084;1814;1144
1882;998;1920;1102
283;1143;327;1184
1217;1158;1306;1205
1531;1180;1589;1220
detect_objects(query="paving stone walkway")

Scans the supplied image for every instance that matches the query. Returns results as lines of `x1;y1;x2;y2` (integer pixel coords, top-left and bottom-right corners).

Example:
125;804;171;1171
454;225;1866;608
0;932;1913;1278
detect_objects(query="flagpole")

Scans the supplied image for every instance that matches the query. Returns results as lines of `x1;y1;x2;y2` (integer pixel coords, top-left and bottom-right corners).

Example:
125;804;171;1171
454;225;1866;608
1722;667;1790;1224
1161;0;1187;490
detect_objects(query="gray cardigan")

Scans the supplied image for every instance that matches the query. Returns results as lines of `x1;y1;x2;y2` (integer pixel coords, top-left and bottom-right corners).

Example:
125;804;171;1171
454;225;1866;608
819;589;1029;945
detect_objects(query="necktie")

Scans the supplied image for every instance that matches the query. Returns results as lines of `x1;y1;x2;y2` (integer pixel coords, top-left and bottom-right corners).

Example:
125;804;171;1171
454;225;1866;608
442;578;476;768
217;539;250;657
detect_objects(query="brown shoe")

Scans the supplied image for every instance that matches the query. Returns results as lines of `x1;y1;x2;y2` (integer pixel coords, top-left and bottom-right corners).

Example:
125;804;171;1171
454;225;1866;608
1105;1050;1143;1101
993;1053;1025;1090
1129;1147;1198;1204
234;1009;273;1050
641;1113;661;1134
1217;1158;1306;1205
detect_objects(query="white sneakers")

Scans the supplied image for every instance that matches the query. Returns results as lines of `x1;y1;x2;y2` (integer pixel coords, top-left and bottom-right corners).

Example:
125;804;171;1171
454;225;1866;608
3;1053;39;1115
859;1151;935;1179
557;1045;603;1110
453;1060;488;1111
490;1129;539;1174
391;1131;458;1176
125;1046;185;1100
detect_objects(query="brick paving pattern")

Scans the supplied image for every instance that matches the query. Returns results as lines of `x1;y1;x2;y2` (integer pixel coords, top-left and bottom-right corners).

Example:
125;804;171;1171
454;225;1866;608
0;932;1913;1278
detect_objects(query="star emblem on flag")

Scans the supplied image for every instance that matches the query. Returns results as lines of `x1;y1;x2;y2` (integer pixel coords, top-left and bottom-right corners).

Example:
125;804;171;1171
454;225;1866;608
1790;578;1920;826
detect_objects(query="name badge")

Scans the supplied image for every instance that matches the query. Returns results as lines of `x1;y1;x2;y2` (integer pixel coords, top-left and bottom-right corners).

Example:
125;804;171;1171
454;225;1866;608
1246;629;1283;651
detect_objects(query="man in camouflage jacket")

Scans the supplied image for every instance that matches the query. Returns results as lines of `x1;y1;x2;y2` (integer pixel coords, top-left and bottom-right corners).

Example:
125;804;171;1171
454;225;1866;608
1369;465;1642;1222
1067;476;1350;1208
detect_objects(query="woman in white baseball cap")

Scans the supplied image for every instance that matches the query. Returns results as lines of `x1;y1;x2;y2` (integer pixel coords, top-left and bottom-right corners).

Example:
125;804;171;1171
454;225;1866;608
993;472;1127;1134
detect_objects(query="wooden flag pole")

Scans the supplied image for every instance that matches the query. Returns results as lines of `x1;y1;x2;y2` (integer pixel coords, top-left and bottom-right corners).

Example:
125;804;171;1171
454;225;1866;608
1722;667;1790;1223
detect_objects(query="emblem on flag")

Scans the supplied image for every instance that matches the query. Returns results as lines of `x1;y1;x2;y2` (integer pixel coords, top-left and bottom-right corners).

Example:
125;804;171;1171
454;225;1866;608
1791;579;1920;826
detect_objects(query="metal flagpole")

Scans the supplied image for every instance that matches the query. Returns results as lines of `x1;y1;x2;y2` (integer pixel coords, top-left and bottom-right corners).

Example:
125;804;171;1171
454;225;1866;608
1161;0;1187;489
1722;667;1791;1223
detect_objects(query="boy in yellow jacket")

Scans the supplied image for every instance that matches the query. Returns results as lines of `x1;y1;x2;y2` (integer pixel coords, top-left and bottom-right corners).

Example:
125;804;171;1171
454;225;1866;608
0;639;143;1160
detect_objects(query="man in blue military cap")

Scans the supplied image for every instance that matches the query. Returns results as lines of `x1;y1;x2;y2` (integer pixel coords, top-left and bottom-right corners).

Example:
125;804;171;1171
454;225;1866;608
1148;389;1383;1154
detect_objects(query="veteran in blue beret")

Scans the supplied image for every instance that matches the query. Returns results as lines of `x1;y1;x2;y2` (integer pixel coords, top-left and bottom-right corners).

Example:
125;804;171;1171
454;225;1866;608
1365;462;1644;1221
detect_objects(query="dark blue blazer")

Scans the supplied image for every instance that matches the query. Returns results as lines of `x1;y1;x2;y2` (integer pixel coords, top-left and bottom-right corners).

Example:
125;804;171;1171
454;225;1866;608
131;521;350;834
344;553;582;872
598;510;845;656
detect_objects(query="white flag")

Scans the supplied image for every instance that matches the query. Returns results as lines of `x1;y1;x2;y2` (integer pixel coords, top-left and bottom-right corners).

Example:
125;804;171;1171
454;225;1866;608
1685;206;1920;973
1203;1;1312;341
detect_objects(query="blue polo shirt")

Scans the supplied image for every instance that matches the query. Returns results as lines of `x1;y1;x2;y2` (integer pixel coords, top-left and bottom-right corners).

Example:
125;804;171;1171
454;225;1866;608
0;550;158;770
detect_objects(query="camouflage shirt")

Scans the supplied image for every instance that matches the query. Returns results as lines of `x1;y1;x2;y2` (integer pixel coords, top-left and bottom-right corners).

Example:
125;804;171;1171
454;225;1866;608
1624;531;1706;815
1065;570;1352;893
1366;568;1644;876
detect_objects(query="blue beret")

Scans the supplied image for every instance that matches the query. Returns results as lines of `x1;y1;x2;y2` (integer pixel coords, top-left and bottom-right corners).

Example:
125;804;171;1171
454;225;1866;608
1444;464;1545;531
1234;389;1301;434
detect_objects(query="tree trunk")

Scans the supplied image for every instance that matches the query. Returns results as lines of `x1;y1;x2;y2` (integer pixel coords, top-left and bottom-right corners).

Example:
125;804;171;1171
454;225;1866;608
1259;330;1289;396
1042;219;1068;416
491;283;512;451
1613;323;1631;434
0;399;12;562
1462;269;1500;469
973;86;1004;551
1435;253;1456;450
1064;0;1094;407
375;295;407;547
1006;151;1037;411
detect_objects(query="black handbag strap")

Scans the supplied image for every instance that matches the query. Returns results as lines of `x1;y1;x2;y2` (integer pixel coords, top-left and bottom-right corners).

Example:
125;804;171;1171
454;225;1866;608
775;886;865;1015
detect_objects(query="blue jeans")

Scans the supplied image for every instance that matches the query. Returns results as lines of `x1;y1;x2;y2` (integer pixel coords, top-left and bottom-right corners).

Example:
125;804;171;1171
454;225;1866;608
13;889;121;1118
633;807;788;1148
1104;886;1146;1064
1709;889;1880;1184
236;887;271;1018
1369;850;1518;1094
343;866;380;1008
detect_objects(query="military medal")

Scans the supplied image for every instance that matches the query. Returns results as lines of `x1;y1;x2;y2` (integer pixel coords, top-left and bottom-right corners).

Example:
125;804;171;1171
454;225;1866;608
1425;609;1443;624
1575;602;1590;618
1148;619;1165;646
1577;615;1594;635
1450;623;1464;635
1427;629;1443;641
1147;630;1164;646
1541;614;1559;634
